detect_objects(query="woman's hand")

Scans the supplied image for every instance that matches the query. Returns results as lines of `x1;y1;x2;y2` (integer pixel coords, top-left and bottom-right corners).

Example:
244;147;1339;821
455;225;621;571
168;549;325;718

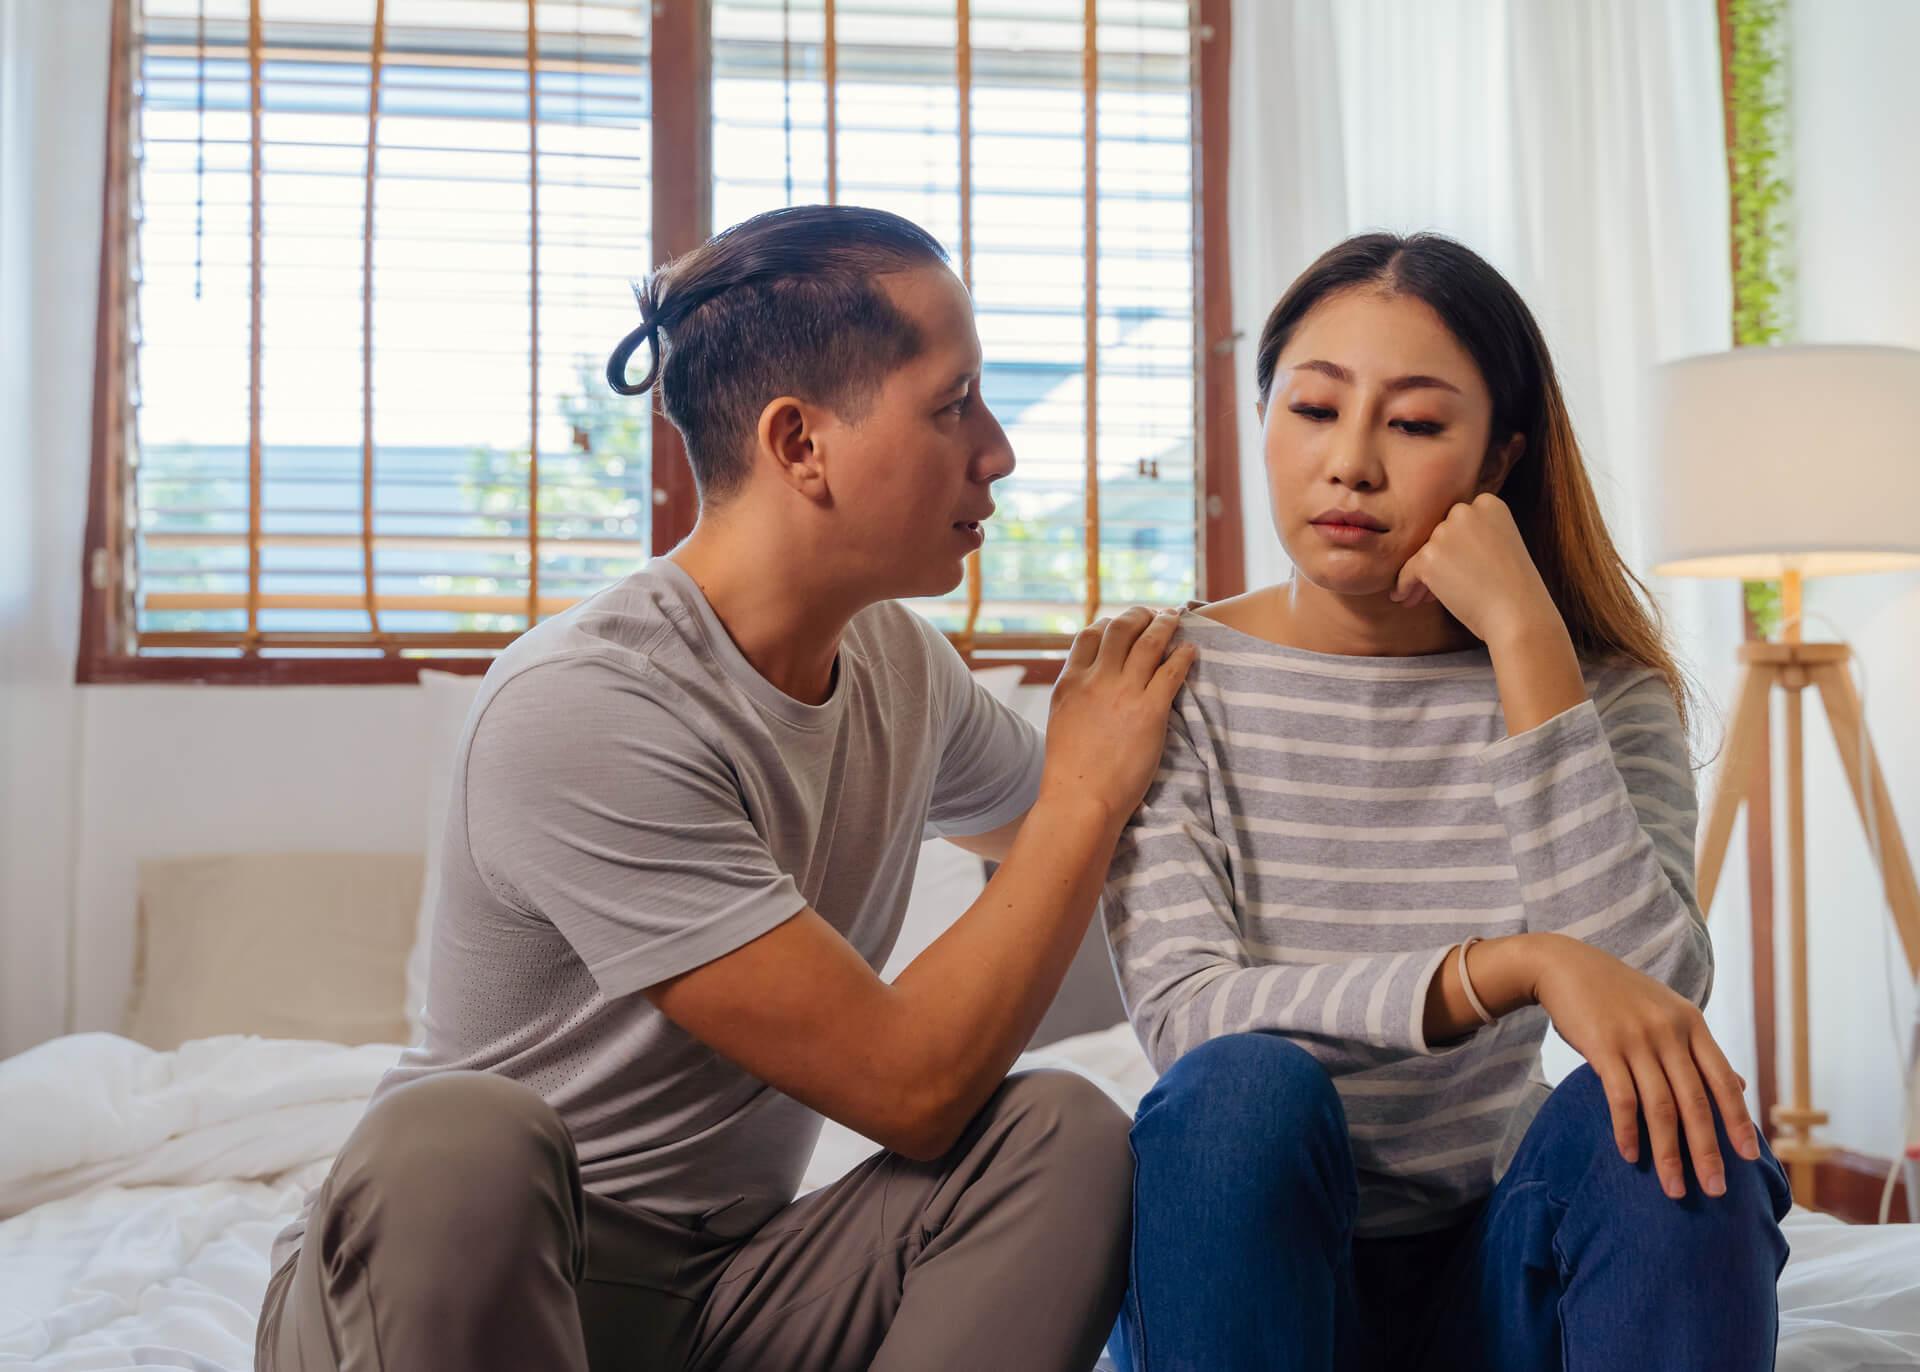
1529;934;1763;1199
1393;494;1586;735
1391;493;1558;646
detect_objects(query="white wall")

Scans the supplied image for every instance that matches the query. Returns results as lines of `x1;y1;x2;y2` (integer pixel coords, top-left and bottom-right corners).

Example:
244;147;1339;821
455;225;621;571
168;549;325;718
1776;0;1920;1159
68;688;435;1030
0;0;110;1056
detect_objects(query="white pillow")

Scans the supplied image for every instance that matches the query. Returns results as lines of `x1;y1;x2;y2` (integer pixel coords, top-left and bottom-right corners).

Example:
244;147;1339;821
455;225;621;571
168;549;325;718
403;669;486;1043
126;852;423;1050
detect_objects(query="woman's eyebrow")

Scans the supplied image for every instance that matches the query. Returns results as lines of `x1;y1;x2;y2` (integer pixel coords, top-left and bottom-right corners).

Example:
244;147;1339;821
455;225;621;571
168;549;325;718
1289;359;1462;396
1292;358;1354;383
1383;374;1462;396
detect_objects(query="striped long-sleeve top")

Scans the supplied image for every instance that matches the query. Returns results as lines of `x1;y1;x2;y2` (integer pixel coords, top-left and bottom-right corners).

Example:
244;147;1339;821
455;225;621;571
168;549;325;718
1103;612;1714;1237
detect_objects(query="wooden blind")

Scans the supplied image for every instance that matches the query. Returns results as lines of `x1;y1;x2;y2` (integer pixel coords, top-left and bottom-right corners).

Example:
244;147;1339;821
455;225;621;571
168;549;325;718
121;0;652;658
99;0;1206;670
710;0;1200;653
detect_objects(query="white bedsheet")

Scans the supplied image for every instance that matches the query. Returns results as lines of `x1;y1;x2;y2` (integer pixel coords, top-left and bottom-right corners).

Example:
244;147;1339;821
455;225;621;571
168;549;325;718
2;1028;1917;1370
0;1035;393;1222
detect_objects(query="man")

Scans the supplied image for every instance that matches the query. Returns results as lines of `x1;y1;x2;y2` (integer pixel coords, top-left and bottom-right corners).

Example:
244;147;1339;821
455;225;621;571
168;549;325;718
256;204;1193;1372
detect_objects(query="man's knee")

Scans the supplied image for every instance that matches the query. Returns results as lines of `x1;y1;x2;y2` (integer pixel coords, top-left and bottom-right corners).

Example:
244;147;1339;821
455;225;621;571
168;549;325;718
995;1069;1132;1181
326;1071;580;1251
277;1074;590;1372
988;1070;1134;1227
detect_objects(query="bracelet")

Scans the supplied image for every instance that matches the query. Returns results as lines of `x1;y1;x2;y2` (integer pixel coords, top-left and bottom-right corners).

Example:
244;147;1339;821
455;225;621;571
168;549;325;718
1457;936;1496;1027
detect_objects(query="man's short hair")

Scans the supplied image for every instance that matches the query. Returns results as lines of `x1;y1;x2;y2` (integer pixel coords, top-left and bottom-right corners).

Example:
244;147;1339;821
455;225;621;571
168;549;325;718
608;205;951;500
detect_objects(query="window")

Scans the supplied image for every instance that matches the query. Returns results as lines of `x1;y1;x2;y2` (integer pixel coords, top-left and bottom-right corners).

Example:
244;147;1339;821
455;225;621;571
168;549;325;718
82;0;1237;681
98;0;651;664
712;0;1200;650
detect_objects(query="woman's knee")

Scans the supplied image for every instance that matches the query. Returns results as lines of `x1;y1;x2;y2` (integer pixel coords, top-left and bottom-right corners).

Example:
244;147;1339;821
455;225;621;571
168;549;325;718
1526;1063;1612;1146
1132;1034;1351;1190
1525;1064;1791;1231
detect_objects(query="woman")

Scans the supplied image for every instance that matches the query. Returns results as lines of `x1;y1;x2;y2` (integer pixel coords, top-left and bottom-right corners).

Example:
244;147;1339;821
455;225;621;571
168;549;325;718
1104;233;1791;1372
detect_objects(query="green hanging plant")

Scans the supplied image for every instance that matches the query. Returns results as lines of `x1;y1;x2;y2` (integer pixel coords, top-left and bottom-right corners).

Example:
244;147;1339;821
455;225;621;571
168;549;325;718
1724;0;1793;638
1744;577;1783;636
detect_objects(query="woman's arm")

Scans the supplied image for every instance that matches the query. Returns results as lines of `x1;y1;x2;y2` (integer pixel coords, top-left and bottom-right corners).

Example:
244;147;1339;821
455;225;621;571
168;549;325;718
1396;493;1712;998
1396;495;1754;1198
1482;671;1713;998
1105;694;1471;1075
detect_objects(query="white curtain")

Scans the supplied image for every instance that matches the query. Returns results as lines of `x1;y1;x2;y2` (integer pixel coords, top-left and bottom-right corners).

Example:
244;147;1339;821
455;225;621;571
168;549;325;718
0;0;110;1055
1225;0;1757;1080
1229;0;1734;580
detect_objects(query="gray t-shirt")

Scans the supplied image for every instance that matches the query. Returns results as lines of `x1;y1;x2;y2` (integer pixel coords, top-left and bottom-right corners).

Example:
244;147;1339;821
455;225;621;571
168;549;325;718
275;559;1042;1270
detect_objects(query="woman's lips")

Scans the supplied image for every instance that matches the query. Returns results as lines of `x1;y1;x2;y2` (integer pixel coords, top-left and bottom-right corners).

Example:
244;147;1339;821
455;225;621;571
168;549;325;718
1311;522;1382;546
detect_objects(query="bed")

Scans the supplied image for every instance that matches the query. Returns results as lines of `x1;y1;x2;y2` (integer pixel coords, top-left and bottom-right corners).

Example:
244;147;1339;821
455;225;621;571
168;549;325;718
3;1024;1919;1372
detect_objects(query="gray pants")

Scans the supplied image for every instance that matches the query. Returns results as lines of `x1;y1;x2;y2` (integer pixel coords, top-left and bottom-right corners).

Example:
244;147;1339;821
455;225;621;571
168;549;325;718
256;1068;1132;1371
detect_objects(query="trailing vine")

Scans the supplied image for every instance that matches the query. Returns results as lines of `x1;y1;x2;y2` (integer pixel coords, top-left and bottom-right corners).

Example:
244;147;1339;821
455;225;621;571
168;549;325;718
1723;0;1793;635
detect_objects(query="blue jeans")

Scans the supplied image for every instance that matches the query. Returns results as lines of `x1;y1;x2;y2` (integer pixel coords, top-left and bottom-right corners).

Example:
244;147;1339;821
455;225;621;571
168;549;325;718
1111;1033;1792;1372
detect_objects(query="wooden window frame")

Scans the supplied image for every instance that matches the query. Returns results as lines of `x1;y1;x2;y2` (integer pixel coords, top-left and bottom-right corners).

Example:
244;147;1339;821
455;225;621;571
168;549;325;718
77;0;1240;687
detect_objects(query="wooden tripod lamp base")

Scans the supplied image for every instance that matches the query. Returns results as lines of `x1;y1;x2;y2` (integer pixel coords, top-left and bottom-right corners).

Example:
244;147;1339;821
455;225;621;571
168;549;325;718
1694;637;1920;1207
1645;344;1920;1213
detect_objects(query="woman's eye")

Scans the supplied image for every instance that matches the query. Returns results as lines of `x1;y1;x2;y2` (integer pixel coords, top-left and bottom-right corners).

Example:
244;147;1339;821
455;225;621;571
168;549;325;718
1290;404;1336;422
1391;419;1444;437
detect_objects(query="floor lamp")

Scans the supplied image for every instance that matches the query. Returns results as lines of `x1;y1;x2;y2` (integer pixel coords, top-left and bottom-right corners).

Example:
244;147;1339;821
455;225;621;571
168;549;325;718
1645;344;1920;1207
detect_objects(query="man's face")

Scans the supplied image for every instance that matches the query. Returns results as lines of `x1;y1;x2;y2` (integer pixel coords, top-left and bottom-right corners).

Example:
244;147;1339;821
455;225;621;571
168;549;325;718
807;265;1017;599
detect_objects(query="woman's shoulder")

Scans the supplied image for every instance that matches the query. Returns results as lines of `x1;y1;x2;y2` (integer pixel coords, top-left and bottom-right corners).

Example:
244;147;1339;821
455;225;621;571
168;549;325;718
1580;656;1677;713
1189;589;1268;634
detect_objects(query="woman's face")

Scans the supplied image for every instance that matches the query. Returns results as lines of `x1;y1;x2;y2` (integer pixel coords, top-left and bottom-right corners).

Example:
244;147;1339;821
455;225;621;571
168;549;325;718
1261;287;1515;599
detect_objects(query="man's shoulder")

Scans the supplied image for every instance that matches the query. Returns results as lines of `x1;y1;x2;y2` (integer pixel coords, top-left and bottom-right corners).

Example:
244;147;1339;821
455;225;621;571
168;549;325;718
469;572;711;746
845;598;960;691
501;567;695;670
848;596;944;651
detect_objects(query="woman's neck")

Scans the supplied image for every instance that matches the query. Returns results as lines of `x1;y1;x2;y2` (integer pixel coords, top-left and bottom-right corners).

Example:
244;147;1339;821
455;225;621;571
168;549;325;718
1206;577;1479;658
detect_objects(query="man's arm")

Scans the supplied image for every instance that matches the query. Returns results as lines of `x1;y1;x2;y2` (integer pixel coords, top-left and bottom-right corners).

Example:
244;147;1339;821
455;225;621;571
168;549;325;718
647;608;1192;1160
650;789;1114;1158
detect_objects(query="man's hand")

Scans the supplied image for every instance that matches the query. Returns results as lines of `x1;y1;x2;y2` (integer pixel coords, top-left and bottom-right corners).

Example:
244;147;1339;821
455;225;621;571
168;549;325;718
1043;607;1196;828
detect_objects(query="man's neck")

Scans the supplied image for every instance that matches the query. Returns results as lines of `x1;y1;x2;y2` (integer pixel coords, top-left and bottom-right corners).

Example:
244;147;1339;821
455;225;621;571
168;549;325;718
667;518;864;706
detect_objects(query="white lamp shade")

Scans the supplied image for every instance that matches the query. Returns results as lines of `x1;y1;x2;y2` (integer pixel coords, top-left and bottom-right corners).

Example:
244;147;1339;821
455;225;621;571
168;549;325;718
1644;344;1920;579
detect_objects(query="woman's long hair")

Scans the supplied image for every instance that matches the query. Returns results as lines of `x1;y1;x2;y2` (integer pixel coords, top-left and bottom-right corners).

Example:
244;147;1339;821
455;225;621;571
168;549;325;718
1254;232;1688;728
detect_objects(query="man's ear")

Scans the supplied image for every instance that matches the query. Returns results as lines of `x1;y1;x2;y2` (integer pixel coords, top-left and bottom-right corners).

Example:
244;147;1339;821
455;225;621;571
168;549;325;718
755;396;830;503
1481;432;1525;494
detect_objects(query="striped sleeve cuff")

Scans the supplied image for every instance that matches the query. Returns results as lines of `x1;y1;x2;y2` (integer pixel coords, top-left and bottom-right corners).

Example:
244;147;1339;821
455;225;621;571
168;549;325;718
1477;698;1609;795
